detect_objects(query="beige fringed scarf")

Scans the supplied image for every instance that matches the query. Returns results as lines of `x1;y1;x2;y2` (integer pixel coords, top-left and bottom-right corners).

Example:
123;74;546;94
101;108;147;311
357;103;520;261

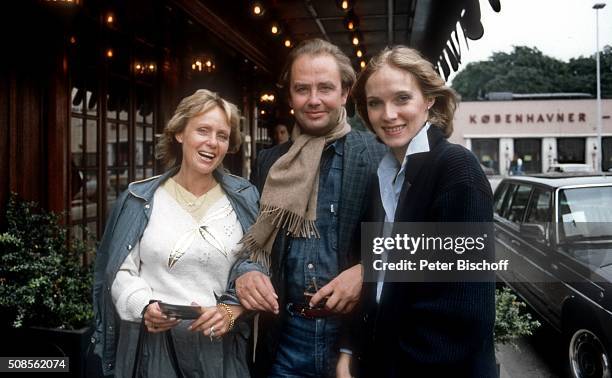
242;108;351;268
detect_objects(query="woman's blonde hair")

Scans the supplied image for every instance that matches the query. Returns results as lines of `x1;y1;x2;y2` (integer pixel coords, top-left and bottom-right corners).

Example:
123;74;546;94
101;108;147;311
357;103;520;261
156;89;242;168
352;46;458;137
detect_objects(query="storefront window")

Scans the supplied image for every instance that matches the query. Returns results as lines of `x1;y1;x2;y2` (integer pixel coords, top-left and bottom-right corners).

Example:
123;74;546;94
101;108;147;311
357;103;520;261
557;138;585;164
70;71;100;244
135;85;155;181
514;138;541;174
603;137;612;172
70;46;157;243
471;139;499;174
106;78;131;216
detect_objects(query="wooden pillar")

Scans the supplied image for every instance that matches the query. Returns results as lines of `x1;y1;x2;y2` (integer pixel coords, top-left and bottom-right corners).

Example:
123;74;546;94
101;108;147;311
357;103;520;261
0;70;11;226
47;46;70;214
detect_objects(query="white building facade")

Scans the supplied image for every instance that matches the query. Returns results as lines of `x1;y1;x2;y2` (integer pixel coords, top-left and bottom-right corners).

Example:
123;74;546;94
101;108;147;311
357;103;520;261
451;99;612;174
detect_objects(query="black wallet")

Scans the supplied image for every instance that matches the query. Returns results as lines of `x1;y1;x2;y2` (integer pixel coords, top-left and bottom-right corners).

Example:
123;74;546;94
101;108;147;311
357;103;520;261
158;302;202;319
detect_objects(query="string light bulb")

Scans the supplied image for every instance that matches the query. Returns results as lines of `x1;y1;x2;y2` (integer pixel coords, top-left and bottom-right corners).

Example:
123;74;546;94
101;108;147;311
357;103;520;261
352;36;359;45
356;49;363;58
284;39;292;48
252;3;264;16
343;11;359;31
271;23;280;35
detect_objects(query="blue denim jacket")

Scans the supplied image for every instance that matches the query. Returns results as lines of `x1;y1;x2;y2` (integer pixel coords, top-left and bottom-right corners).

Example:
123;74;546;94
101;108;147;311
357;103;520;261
92;167;259;376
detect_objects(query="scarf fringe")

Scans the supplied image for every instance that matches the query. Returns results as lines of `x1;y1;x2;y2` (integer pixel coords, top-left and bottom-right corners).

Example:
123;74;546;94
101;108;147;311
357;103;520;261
241;233;272;269
242;204;321;269
260;204;320;239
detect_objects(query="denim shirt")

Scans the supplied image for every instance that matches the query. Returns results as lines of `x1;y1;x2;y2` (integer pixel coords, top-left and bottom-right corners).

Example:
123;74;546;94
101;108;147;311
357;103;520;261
285;139;343;302
91;167;259;376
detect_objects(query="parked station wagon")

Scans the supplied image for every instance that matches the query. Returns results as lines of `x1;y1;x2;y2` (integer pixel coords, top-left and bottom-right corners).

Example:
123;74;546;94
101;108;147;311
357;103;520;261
493;174;612;378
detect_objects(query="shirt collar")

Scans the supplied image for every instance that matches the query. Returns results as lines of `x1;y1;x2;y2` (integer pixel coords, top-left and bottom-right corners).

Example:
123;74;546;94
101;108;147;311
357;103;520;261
379;122;431;172
404;122;431;158
324;137;344;156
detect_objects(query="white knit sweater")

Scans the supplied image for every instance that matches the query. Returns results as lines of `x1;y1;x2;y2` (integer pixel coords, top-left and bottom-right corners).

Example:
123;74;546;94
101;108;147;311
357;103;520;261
111;186;243;321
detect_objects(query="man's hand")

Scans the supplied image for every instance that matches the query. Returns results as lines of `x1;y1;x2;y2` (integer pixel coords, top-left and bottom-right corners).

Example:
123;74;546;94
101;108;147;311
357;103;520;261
336;352;353;378
235;271;279;314
309;263;362;313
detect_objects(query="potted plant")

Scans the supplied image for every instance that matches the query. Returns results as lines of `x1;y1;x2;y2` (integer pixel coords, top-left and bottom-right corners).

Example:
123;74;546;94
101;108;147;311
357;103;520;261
0;193;97;377
494;286;541;376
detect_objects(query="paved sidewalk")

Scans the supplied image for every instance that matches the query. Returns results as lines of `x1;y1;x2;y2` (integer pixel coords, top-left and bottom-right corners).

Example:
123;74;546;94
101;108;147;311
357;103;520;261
496;323;564;378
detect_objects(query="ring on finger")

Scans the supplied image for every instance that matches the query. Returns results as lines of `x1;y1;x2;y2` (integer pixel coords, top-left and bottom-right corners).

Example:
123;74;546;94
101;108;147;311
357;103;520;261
209;325;216;341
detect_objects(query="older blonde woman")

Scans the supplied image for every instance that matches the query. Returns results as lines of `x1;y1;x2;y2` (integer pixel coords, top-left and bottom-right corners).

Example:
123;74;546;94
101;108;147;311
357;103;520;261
93;89;258;377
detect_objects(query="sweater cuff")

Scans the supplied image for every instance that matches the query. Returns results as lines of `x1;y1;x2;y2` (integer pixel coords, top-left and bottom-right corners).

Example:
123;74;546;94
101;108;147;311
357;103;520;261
115;286;152;321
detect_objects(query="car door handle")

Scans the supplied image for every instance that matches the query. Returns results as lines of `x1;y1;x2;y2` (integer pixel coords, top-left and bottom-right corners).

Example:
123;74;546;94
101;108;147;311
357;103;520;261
511;239;520;246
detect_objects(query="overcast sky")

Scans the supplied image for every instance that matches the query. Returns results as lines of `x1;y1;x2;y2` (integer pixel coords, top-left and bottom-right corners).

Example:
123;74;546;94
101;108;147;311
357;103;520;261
448;0;612;83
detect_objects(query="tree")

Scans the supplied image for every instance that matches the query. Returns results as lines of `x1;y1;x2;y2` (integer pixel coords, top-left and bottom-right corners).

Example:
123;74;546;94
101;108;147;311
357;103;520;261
452;45;612;100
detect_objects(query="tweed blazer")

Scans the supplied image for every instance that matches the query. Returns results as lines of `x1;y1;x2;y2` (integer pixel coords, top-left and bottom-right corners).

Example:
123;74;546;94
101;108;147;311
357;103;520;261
237;129;386;377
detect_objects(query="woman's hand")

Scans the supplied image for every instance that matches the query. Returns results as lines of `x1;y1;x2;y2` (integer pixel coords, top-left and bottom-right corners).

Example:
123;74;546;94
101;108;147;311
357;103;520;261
143;302;181;333
188;303;244;338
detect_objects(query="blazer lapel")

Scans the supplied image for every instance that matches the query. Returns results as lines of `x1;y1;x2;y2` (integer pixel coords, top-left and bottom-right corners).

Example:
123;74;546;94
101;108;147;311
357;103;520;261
370;177;386;222
394;152;428;222
338;131;369;257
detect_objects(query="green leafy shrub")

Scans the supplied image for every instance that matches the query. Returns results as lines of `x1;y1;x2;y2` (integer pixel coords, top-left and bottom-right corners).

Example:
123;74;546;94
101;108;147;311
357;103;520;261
495;286;540;348
0;193;93;329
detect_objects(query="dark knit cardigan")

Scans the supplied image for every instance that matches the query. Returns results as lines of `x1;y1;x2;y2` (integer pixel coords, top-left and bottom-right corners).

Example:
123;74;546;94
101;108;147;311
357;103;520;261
355;126;497;378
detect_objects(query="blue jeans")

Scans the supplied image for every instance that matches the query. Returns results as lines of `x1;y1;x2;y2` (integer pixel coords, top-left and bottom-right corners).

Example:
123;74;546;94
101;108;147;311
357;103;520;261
268;308;341;378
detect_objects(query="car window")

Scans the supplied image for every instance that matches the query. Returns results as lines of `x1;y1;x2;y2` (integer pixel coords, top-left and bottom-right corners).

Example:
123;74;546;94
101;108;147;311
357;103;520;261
558;186;612;242
499;184;518;219
506;184;532;224
494;183;508;215
525;188;551;223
